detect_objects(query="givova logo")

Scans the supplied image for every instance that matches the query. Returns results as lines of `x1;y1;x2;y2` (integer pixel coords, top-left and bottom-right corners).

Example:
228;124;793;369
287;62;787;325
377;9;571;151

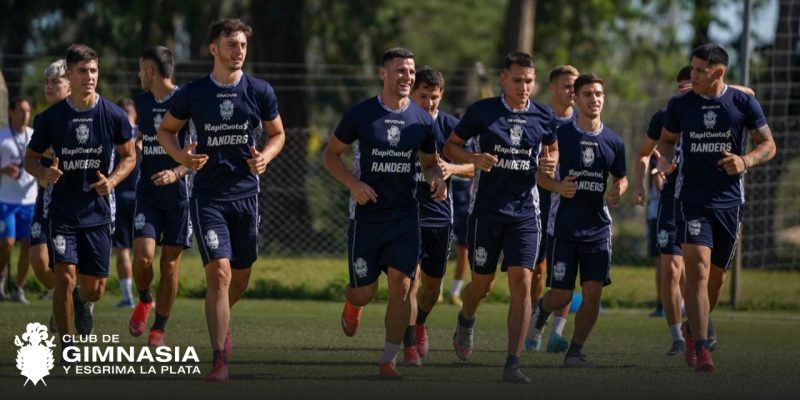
14;322;56;386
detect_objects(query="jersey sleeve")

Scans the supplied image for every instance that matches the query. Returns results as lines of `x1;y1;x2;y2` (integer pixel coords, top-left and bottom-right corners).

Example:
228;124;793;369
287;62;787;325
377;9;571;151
259;82;280;122
541;113;558;146
28;113;51;153
646;109;665;141
112;106;134;145
169;85;191;121
333;106;358;145
453;104;481;141
745;95;768;130
420;115;437;154
611;139;627;178
663;97;680;134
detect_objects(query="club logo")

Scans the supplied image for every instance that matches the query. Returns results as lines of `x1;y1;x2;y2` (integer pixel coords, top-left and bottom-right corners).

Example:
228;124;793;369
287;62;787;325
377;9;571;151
220;100;234;121
76;124;90;145
205;229;219;251
153;113;163;132
554;261;566;281
658;229;669;249
53;235;66;255
688;219;702;237
703;110;717;130
387;125;401;147
582;147;595;167
134;213;146;231
474;246;488;267
353;257;368;279
15;322;56;386
509;124;523;146
30;222;41;239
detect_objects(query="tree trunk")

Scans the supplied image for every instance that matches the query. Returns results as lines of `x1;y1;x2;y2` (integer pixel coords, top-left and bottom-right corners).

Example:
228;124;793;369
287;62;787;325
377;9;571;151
502;0;537;55
691;0;712;50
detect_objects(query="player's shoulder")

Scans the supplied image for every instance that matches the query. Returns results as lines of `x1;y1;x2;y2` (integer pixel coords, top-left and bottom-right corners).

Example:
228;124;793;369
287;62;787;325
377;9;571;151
98;96;128;118
438;110;460;125
345;96;380;116
406;101;434;122
601;125;625;146
529;99;554;118
38;99;68;119
134;90;154;104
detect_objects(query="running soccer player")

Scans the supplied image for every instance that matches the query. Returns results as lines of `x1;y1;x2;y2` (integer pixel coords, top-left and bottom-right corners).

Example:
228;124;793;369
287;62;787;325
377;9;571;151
128;45;193;348
158;18;286;382
24;44;136;348
526;65;578;353
532;73;628;368
403;68;473;366
323;48;446;379
113;98;140;308
656;43;776;372
444;52;557;383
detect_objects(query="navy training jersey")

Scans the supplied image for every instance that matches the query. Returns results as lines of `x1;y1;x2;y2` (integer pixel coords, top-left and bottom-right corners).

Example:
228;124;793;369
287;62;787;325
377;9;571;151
169;74;279;201
415;110;460;227
664;86;767;208
548;121;626;241
136;89;193;208
29;95;133;227
454;95;556;223
114;125;141;194
538;111;576;218
334;97;436;222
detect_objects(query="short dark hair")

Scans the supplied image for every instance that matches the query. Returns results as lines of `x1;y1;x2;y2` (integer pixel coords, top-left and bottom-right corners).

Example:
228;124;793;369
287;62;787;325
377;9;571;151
140;46;175;79
66;44;99;68
413;68;444;90
8;96;28;111
691;43;729;67
504;51;535;70
548;65;579;83
208;18;252;44
676;65;692;82
573;73;604;93
381;47;414;66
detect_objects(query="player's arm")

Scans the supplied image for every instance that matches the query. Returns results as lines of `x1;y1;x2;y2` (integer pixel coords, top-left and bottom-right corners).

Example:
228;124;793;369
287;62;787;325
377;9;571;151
91;138;136;196
539;142;558;178
607;175;628;208
632;136;658;207
655;128;680;175
420;151;447;201
24;148;61;184
730;84;755;97
718;124;777;175
322;135;377;205
537;171;577;199
444;134;497;172
157;111;208;170
248;116;286;175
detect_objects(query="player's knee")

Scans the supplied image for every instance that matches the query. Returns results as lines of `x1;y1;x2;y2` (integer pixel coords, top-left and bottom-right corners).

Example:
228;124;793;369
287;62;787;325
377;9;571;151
205;265;231;287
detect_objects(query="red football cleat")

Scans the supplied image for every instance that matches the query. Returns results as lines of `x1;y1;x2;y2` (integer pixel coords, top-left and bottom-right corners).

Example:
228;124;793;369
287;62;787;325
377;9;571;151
415;324;429;358
341;302;363;337
403;345;422;367
695;346;715;372
379;361;402;380
205;358;229;382
681;322;696;369
148;329;165;347
129;301;153;337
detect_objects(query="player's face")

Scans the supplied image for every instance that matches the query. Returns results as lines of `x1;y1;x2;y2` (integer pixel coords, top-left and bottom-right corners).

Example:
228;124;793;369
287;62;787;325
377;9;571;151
138;58;154;91
380;57;415;98
500;64;535;106
410;84;443;117
549;74;577;108
10;100;31;128
67;60;99;97
44;75;69;105
211;31;248;72
574;82;604;119
690;56;722;94
677;79;692;94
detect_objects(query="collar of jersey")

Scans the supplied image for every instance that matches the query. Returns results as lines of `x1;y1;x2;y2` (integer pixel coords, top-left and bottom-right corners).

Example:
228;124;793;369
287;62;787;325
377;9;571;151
376;95;410;114
699;84;729;100
500;92;530;113
66;94;100;112
210;75;242;89
154;86;180;104
572;120;603;136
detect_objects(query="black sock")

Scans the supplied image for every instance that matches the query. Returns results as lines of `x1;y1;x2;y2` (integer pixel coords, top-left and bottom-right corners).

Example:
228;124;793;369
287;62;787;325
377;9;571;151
695;339;710;352
458;312;475;329
416;307;430;325
151;313;169;331
505;354;521;368
567;341;583;356
213;349;227;364
138;289;152;304
403;325;416;347
534;297;551;330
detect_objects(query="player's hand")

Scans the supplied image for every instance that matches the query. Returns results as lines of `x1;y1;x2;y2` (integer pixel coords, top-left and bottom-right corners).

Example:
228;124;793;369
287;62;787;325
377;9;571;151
539;146;556;178
470;153;498;172
2;164;20;179
717;149;745;175
90;170;116;196
429;175;448;201
607;180;623;207
247;146;268;175
631;182;645;207
349;181;378;205
652;168;665;192
436;153;453;181
656;154;676;176
178;143;208;171
43;157;63;184
151;169;178;186
558;176;578;199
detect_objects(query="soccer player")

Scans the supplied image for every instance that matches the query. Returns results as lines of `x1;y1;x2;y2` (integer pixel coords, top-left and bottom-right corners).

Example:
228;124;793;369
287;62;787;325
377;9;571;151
526;65;578;353
0;97;37;305
24;44;136;347
404;68;474;366
157;18;286;382
532;73;628;368
444;52;557;383
656;43;776;372
323;48;446;379
128;45;192;348
113;98;140;308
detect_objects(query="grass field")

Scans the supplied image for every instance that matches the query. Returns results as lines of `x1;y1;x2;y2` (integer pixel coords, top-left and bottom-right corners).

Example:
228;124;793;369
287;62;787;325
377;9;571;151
2;296;800;399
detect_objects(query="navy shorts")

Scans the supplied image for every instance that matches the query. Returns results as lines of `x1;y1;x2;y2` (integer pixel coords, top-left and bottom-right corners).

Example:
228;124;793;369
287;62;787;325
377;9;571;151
535;211;550;265
647;219;659;258
547;235;612;290
347;217;420;288
113;191;136;249
419;225;452;279
133;197;192;248
30;190;50;246
467;215;540;275
192;195;259;269
452;212;469;246
48;219;112;277
0;202;34;240
676;201;742;270
656;195;682;256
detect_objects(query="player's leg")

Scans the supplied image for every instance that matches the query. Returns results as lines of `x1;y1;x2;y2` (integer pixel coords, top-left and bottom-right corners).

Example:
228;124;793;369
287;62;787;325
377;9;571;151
661;253;685;355
449;212;469;306
381;267;413;378
504;266;532;383
529;236;576;346
130;236;156;337
113;196;135;308
403;265;422;365
648;218;663;316
413;225;450;360
12;205;34;304
341;218;384;337
0;203;17;301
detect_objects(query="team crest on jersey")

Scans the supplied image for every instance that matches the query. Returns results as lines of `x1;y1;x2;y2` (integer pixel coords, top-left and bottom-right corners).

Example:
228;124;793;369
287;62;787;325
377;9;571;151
30;223;41;239
474;246;488;267
509;125;523;146
134;213;146;231
220;100;234;121
153;113;163;132
76;124;90;145
205;229;220;251
658;229;669;248
553;261;566;281
53;235;66;255
688;219;702;237
387;125;401;146
353;257;368;279
582;147;595;167
703;110;717;130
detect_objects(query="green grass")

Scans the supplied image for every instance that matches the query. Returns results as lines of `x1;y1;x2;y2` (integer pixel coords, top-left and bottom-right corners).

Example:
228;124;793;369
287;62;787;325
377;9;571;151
1;297;799;399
